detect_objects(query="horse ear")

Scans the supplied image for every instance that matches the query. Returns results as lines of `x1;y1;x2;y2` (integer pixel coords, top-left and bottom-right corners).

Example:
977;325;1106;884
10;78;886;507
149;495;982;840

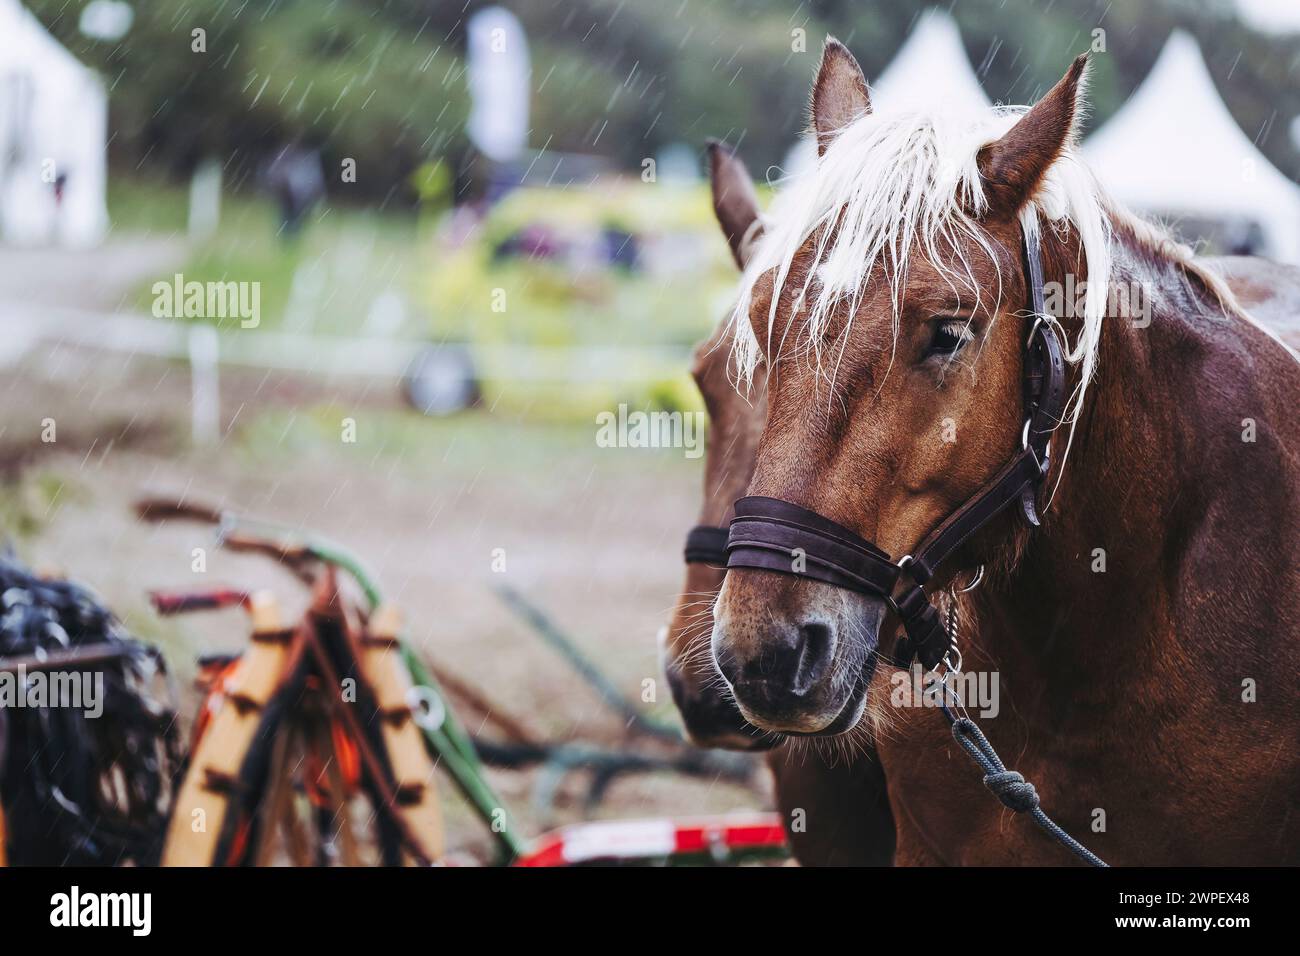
979;53;1089;216
707;140;763;269
810;38;871;156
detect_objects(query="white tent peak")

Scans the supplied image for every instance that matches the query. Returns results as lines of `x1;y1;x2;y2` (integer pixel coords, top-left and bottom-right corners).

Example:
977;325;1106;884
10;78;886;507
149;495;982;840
1084;29;1300;262
871;8;991;114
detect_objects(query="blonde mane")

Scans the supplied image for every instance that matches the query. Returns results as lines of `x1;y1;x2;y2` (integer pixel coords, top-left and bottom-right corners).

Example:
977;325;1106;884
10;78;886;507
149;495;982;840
728;98;1115;436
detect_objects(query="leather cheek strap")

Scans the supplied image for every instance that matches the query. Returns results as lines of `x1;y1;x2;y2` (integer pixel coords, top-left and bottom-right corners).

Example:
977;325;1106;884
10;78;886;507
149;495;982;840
890;579;949;670
1020;311;1066;525
904;267;1068;587
894;317;1065;667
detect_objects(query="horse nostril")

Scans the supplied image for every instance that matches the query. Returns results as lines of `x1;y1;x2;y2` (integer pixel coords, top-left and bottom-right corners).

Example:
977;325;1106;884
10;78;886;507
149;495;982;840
715;646;743;687
792;621;834;692
722;620;835;695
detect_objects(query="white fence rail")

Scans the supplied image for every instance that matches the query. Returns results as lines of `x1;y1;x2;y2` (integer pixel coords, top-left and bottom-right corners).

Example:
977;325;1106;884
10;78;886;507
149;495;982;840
0;305;691;442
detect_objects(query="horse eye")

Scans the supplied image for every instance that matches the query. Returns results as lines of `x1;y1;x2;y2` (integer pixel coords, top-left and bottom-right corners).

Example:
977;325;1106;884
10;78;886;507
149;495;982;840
926;320;973;358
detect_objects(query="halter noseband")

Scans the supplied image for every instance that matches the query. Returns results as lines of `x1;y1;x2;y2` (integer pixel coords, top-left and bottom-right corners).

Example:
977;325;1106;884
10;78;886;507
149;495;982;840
683;525;731;566
693;228;1064;670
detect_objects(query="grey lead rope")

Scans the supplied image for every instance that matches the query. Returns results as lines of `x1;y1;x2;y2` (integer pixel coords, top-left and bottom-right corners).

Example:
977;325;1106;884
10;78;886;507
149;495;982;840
939;702;1109;867
931;588;1107;866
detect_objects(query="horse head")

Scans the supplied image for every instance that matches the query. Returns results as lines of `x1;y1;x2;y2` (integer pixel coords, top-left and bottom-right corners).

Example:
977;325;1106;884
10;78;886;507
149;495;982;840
713;40;1099;736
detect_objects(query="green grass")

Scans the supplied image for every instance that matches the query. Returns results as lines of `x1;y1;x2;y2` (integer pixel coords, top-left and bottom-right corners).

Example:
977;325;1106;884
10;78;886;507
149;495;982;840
111;176;426;338
106;176;191;234
0;471;85;540
231;404;702;479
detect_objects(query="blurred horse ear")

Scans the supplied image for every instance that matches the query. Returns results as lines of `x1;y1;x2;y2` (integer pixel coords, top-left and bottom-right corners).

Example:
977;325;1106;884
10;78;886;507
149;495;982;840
810;38;870;156
707;141;763;269
979;54;1090;217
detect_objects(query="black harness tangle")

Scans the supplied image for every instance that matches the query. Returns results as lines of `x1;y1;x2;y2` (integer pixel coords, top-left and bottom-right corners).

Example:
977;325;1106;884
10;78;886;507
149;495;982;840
723;230;1065;670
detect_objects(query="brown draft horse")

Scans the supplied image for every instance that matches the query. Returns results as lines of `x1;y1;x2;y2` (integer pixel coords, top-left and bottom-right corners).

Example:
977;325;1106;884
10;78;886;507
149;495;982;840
662;143;894;865
704;41;1300;865
666;139;1300;867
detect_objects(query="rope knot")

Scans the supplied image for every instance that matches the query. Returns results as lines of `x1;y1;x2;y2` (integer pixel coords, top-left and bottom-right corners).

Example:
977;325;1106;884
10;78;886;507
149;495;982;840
983;770;1039;812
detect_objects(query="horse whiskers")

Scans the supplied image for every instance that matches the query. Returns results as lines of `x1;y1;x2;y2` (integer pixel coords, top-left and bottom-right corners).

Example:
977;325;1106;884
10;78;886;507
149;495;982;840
687;655;727;681
673;635;713;661
670;608;722;632
674;592;722;606
660;597;719;616
785;720;877;767
665;611;719;631
673;640;726;680
673;622;718;653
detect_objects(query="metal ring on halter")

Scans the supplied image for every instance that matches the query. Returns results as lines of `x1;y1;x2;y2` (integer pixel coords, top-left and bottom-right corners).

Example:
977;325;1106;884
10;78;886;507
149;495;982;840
1026;314;1043;348
1021;418;1033;450
957;565;985;593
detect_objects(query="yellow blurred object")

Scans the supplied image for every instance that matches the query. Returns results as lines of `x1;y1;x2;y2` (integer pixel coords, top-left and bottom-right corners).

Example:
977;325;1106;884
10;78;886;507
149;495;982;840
422;178;754;420
411;159;453;212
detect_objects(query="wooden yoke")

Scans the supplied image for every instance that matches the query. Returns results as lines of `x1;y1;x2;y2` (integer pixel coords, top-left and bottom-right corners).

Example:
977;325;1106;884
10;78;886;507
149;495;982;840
162;591;299;866
356;605;445;863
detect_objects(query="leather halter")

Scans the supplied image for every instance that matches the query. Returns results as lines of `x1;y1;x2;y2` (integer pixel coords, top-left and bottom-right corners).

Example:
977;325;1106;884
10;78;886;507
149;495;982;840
723;229;1066;670
684;525;730;566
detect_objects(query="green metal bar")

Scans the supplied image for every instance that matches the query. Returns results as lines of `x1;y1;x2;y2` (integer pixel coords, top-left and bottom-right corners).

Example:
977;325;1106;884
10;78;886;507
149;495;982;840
492;583;684;742
412;707;528;862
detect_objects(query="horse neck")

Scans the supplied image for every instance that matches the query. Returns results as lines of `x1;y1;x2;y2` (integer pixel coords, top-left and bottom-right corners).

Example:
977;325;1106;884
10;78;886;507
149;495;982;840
975;226;1215;683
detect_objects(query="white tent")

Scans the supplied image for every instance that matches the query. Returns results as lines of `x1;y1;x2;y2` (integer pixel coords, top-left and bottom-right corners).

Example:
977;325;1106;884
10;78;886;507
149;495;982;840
1085;30;1300;263
871;9;991;115
0;0;108;247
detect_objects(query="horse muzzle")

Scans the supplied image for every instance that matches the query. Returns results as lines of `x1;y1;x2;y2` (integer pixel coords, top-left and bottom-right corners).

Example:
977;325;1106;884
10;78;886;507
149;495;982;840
712;575;886;735
664;662;782;751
